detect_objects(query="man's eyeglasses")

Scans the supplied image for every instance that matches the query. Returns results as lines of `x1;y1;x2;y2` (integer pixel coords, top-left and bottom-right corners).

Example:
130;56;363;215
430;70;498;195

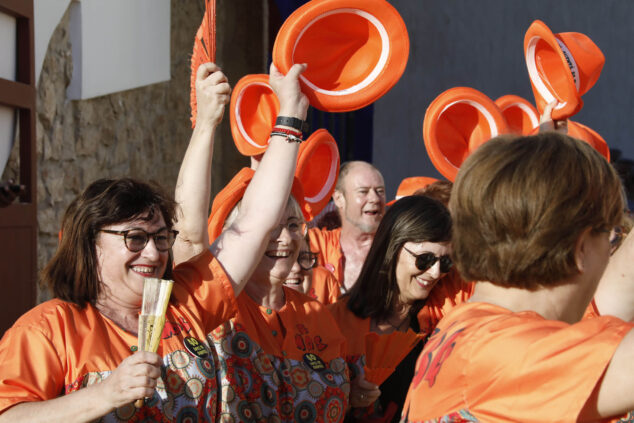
403;246;453;274
298;251;318;271
100;228;178;252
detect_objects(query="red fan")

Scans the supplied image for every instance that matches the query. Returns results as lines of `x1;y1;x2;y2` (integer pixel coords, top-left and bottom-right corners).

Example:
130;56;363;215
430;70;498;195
364;329;423;385
190;0;216;128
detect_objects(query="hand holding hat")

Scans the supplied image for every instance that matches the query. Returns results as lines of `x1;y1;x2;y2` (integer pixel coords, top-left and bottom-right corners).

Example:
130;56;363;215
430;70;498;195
524;20;604;120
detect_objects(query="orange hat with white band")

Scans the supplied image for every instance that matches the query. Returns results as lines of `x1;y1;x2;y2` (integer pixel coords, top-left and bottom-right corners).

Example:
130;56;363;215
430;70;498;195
230;74;279;156
524;20;604;120
273;0;409;112
495;95;539;135
386;176;439;206
207;168;310;243
423;87;509;182
295;129;340;220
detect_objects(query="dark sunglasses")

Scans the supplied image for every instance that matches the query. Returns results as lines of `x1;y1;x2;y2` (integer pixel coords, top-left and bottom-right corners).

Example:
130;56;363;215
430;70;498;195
297;251;318;271
403;246;453;274
100;228;178;252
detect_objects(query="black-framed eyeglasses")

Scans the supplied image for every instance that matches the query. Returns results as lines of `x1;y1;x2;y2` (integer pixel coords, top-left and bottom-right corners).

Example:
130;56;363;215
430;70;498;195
298;251;318;271
100;228;178;252
403;246;453;274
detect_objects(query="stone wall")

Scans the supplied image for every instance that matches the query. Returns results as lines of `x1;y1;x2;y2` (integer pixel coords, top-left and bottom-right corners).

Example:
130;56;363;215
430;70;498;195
3;1;266;302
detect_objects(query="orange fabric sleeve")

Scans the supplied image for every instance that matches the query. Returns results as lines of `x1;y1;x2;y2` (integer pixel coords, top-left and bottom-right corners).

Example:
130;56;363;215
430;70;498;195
0;322;65;413
308;265;340;304
172;249;237;331
416;271;474;337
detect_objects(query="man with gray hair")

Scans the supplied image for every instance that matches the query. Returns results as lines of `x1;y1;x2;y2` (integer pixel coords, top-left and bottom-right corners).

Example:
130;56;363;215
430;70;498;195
309;161;386;292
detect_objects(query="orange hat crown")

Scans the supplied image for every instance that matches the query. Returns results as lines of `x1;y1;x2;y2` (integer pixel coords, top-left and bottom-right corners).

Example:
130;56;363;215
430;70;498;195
295;129;340;220
524;20;604;120
495;95;539;135
423;87;509;181
230;74;279;156
273;0;409;112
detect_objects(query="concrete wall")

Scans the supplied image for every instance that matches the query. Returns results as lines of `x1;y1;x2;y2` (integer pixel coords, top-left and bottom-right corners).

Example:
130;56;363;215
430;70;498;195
374;0;634;198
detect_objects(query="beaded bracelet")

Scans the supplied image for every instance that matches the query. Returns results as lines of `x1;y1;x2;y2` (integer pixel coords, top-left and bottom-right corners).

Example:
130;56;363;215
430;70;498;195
271;126;302;137
270;131;303;143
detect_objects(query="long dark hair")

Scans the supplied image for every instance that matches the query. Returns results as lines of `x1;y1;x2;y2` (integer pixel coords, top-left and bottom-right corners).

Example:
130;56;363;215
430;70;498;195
41;178;177;307
346;195;452;322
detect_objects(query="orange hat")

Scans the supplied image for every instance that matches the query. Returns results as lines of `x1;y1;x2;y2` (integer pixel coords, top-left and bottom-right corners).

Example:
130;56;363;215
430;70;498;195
386;176;439;206
524;20;604;120
423;87;509;182
295;129;340;220
207;168;310;242
230;74;280;156
273;0;409;112
567;121;610;161
495;95;539;135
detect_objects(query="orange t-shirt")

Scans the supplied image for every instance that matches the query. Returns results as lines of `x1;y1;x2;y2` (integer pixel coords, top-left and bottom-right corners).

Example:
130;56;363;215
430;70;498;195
308;265;340;304
402;302;634;423
309;227;344;284
0;250;236;420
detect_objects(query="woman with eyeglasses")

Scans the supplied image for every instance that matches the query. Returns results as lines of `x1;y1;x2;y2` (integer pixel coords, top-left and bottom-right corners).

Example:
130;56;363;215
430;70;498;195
283;238;340;304
0;62;313;422
328;194;473;423
168;68;349;420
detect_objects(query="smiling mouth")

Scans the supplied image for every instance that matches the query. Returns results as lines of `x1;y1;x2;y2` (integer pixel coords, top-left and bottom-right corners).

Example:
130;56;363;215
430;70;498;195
131;265;156;276
415;275;435;288
265;250;291;259
284;278;302;286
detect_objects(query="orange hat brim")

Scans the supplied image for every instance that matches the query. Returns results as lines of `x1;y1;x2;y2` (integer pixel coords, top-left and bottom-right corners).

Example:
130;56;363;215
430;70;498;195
230;74;279;156
273;0;409;112
207;168;310;243
423;87;509;182
567;121;610;161
296;129;340;220
395;176;438;199
524;20;582;120
495;95;539;135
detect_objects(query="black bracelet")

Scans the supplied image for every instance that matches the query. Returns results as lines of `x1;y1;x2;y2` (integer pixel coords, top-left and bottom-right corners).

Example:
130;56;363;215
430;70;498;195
275;116;308;133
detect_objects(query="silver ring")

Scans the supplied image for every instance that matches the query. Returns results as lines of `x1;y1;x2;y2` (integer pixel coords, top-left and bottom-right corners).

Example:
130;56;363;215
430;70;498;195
360;393;365;400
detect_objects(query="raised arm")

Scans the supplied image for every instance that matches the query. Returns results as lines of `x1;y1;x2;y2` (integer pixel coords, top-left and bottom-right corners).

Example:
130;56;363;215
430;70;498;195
211;63;309;294
173;62;231;265
595;228;634;321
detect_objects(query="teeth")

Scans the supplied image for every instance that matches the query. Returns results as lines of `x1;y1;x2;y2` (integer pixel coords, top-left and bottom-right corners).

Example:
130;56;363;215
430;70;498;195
416;276;432;287
132;266;154;275
266;250;290;258
284;278;301;285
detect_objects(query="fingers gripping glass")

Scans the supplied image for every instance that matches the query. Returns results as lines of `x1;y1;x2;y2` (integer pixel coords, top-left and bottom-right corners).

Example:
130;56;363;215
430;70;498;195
403;247;453;274
298;251;318;271
100;228;178;252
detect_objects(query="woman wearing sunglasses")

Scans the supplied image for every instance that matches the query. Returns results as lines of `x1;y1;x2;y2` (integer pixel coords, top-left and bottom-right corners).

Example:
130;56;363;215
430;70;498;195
329;194;472;422
283;238;340;304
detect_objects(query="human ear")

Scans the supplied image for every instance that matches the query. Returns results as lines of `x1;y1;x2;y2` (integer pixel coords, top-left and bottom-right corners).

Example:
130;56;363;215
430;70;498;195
333;190;345;210
574;227;594;273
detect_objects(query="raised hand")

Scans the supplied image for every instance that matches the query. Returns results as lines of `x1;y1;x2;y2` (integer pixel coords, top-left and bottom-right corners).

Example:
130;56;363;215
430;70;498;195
195;62;231;129
269;63;309;121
